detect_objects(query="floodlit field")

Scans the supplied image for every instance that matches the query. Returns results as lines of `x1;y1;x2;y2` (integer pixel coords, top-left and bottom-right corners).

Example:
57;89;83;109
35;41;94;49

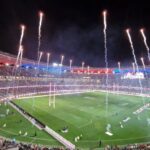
1;92;150;149
0;103;61;147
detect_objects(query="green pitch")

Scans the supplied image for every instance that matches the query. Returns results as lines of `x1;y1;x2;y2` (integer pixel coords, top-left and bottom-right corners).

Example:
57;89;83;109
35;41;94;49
0;102;61;147
0;92;150;149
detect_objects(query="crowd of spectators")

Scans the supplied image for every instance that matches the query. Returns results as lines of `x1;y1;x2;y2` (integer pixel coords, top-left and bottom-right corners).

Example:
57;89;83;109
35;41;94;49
0;65;99;101
104;143;150;150
0;65;150;99
1;137;150;150
0;55;150;149
0;137;17;150
0;137;64;150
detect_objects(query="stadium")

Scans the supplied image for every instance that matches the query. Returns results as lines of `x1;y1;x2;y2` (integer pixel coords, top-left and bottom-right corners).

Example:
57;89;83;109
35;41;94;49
0;50;150;150
0;1;150;150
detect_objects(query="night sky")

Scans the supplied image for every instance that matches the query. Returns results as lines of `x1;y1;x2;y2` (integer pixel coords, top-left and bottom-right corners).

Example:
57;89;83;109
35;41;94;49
0;0;150;67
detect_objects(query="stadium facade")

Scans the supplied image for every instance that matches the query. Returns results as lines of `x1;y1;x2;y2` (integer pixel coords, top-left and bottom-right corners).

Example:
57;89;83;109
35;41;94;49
0;50;150;102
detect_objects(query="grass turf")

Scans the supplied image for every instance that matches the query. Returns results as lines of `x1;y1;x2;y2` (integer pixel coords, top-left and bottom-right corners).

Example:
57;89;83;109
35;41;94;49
0;103;62;147
1;92;150;149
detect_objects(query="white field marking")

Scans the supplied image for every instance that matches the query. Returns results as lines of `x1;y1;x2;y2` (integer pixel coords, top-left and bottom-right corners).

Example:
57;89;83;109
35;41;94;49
21;88;147;143
76;134;150;142
30;138;36;144
1;88;150;102
16;90;92;100
0;84;100;90
78;120;93;129
20;99;92;130
0;128;55;142
0;90;91;101
19;94;97;129
103;134;150;141
0;84;150;91
0;84;149;90
21;101;78;129
12;89;150;102
2;89;149;131
94;90;150;98
84;97;96;100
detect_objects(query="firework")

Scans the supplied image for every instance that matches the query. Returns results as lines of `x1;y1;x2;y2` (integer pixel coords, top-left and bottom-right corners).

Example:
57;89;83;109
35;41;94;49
126;29;144;103
87;66;90;75
16;25;25;66
38;51;43;64
126;29;139;71
118;62;121;71
49;83;51;107
19;25;25;46
82;62;85;71
60;55;64;65
140;29;150;61
70;59;72;69
102;10;109;120
19;46;23;66
132;62;135;72
47;53;50;70
38;11;44;58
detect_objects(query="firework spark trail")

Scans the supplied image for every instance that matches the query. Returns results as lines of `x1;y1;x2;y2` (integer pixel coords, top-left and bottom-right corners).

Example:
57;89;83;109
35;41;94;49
32;12;44;110
140;29;150;61
5;26;25;136
132;62;135;72
46;53;50;81
20;25;25;47
53;84;56;108
126;29;145;104
8;25;25;99
87;66;90;75
103;10;109;119
141;57;146;70
82;62;84;71
60;55;64;65
140;57;149;79
7;46;24;101
48;83;51;107
16;46;24;96
16;25;25;66
18;46;23;66
118;62;121;71
14;45;23;73
70;59;72;69
117;62;121;93
38;12;44;58
46;53;50;71
16;46;22;67
38;52;43;65
32;52;43;109
140;57;149;89
15;25;25;68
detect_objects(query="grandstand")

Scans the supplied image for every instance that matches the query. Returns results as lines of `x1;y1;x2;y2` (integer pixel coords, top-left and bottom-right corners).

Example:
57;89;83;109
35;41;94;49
0;51;150;149
0;50;150;100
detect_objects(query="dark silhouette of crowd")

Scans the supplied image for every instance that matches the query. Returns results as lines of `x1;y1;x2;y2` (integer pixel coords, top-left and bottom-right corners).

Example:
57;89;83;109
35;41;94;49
0;137;64;150
104;143;150;150
1;137;150;150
